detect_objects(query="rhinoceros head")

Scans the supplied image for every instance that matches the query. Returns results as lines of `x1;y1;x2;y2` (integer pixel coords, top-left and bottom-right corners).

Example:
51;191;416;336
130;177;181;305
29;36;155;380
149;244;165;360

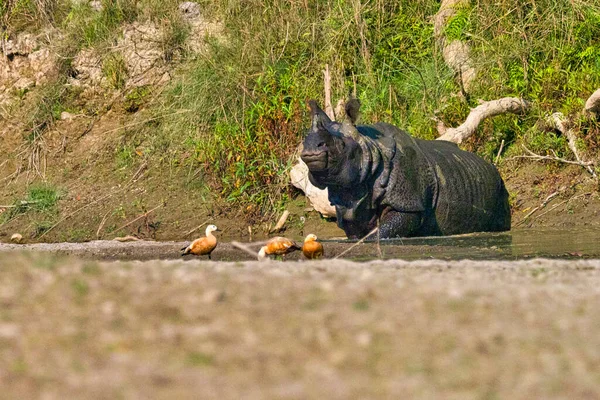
301;100;364;189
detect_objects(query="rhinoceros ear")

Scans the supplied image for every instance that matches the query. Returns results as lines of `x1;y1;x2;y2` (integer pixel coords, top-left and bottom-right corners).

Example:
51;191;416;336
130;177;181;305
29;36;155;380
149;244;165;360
308;100;332;131
338;97;363;141
345;98;360;125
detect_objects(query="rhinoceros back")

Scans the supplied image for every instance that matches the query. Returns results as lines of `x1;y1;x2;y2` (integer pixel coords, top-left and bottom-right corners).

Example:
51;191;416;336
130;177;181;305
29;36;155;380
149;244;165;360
372;122;510;235
417;138;511;234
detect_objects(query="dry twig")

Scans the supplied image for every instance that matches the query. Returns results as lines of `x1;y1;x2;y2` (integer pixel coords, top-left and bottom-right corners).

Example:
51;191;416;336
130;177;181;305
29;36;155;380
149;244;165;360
184;219;210;237
231;240;269;260
515;190;560;227
96;209;111;239
111;203;164;236
508;144;595;169
334;227;379;260
527;192;592;224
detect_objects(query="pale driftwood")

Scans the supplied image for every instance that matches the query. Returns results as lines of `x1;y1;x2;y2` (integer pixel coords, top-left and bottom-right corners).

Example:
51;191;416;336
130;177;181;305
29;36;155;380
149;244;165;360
433;0;469;38
334;98;345;121
584;88;600;115
549;112;597;178
290;158;336;217
437;97;530;143
0;200;39;208
269;210;290;233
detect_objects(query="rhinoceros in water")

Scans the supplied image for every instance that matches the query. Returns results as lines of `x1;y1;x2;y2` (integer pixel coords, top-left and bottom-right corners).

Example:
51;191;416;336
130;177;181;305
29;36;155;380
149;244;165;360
300;99;511;239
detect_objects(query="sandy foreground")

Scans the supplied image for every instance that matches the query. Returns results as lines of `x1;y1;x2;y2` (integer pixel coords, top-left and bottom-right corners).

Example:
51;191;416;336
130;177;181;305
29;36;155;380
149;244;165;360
1;252;600;399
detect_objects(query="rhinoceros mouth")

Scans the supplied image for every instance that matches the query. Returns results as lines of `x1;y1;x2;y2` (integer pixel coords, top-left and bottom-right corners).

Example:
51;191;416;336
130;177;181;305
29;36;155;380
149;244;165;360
301;151;328;171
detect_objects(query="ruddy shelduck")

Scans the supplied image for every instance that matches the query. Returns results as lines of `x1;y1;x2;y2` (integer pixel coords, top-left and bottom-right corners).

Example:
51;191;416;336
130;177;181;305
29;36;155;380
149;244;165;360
302;233;323;259
258;236;301;260
181;224;220;259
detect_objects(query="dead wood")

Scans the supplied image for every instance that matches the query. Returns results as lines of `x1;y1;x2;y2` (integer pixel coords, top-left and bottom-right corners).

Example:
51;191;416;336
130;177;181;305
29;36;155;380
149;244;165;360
508;144;594;169
549;112;597;178
437;97;530;143
515;191;560;227
584;88;600;115
527;192;592;225
323;64;335;120
269;210;289;234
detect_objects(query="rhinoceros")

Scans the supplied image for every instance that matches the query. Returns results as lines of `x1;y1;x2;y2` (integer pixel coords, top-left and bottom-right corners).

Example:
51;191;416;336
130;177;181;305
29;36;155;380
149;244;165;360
300;99;511;239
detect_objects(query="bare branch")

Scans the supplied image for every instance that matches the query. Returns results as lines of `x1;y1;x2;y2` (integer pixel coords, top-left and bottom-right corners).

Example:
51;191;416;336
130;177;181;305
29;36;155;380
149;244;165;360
494;139;505;164
549;112;597;178
437;97;530;143
323;64;335;120
507;144;594;168
515;190;560;227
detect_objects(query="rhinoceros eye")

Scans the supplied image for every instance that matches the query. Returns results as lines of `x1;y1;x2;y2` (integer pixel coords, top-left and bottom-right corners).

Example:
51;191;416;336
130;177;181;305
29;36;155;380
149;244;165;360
317;142;326;148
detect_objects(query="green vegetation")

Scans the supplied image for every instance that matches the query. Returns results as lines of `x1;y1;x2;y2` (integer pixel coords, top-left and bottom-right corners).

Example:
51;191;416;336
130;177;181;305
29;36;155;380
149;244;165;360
2;0;600;219
102;53;128;90
0;183;62;231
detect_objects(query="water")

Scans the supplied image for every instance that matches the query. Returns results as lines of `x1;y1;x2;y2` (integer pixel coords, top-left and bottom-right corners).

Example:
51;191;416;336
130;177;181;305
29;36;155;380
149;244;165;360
0;227;598;261
324;228;600;261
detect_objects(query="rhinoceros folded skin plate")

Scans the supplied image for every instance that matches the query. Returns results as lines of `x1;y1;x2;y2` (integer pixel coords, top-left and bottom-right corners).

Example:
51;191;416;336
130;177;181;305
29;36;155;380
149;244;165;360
300;99;511;239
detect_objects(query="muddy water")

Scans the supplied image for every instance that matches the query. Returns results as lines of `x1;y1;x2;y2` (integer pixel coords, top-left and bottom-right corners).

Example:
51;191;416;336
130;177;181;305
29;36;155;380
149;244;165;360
339;227;600;261
0;227;598;261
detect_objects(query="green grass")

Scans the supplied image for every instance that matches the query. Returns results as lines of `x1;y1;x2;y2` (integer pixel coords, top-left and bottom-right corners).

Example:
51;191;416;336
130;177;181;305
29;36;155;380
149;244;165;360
1;183;62;223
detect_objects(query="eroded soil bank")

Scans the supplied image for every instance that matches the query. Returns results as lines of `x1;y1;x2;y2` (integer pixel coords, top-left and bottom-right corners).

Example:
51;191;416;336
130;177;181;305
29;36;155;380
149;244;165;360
1;254;600;399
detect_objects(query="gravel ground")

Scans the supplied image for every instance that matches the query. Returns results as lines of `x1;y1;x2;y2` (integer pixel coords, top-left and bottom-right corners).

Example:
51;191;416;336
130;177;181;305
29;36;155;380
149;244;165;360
1;253;600;399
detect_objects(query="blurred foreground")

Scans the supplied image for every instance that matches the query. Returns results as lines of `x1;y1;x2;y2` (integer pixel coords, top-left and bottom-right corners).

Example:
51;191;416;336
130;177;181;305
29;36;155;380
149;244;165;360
1;253;600;398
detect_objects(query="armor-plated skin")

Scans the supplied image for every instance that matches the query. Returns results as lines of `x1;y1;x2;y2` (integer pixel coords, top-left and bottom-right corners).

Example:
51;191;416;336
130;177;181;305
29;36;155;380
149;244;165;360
300;100;511;239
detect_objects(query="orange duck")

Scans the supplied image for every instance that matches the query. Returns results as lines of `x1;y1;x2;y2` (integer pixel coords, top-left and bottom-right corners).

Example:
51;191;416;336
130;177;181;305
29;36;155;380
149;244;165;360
258;236;301;260
181;224;220;259
302;234;324;259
